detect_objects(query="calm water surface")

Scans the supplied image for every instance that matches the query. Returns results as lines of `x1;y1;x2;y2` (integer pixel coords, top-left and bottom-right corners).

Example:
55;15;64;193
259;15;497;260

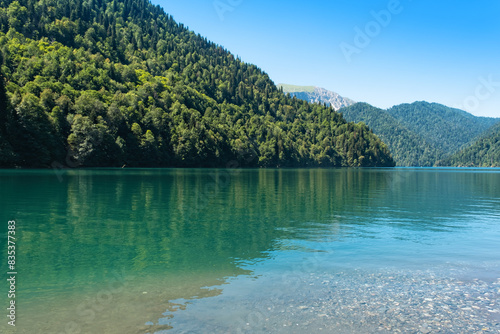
0;168;499;333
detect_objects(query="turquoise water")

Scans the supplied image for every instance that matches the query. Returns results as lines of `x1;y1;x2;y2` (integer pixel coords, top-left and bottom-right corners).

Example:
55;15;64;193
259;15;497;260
0;168;499;333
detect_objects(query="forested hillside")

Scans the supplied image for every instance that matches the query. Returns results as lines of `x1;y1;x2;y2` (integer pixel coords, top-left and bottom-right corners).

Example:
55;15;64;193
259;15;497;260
387;102;498;154
340;103;443;166
337;102;500;166
444;123;500;167
0;0;394;168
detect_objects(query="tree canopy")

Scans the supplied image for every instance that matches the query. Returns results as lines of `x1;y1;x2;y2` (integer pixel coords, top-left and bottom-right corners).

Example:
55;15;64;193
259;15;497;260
443;123;500;167
340;103;443;167
339;102;499;166
387;102;498;155
0;0;394;168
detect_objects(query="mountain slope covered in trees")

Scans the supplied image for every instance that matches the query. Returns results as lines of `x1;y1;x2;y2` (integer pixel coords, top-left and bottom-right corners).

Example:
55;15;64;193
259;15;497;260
0;0;394;168
288;87;500;166
444;123;500;167
387;102;499;155
337;102;499;166
340;103;443;166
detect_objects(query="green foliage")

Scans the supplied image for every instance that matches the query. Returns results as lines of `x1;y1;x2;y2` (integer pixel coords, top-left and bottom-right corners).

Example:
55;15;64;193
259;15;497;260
444;123;500;167
387;102;499;155
0;0;395;168
340;102;500;167
0;63;17;165
340;103;443;166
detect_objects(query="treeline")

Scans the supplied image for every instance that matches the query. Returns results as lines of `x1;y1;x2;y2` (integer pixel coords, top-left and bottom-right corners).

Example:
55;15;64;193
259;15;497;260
444;123;500;167
340;103;443;167
387;102;498;155
0;0;394;168
339;102;499;167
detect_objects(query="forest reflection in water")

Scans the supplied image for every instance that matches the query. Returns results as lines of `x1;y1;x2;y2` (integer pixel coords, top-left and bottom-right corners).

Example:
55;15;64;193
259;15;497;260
0;168;499;333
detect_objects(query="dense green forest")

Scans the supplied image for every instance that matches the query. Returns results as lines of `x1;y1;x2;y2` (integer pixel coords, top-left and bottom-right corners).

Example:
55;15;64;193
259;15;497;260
0;0;394;168
444;123;500;167
281;84;500;166
340;103;443;166
338;102;499;166
387;102;498;155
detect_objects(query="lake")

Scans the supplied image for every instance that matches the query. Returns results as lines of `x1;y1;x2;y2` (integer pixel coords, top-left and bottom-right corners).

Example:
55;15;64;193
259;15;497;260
1;168;499;333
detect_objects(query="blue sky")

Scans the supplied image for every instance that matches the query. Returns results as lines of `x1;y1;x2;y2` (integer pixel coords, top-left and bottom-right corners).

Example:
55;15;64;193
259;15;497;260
157;0;500;117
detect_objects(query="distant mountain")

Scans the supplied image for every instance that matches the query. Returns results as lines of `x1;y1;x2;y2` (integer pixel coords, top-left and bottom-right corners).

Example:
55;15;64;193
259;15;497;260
340;103;443;167
445;123;500;167
338;102;500;167
277;85;500;167
387;102;499;155
279;84;355;110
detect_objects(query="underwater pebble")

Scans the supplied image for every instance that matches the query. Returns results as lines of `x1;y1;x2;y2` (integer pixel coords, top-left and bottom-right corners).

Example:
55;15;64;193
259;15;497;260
164;267;500;333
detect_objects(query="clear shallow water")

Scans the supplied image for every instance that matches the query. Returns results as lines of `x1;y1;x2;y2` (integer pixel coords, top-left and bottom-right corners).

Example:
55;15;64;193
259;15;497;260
0;168;499;333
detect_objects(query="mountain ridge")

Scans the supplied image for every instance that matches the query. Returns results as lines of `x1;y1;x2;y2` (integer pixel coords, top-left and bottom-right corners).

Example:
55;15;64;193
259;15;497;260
387;101;499;155
340;103;444;166
283;85;499;166
444;122;500;167
279;84;355;111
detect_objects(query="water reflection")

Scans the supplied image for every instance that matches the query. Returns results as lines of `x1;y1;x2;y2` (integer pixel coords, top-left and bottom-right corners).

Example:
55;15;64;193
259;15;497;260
0;168;499;333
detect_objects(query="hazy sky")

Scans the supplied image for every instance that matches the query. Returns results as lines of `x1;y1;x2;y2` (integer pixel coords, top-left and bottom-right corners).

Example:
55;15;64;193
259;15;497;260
157;0;500;118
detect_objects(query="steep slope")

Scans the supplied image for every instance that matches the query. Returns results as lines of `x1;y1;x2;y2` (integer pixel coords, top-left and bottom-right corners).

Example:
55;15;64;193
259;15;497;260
286;86;500;166
387;102;499;154
279;84;355;110
339;103;443;166
445;123;500;167
0;0;394;168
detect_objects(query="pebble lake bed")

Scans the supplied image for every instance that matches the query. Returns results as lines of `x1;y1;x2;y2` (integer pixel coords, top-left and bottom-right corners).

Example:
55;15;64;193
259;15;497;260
159;265;500;333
